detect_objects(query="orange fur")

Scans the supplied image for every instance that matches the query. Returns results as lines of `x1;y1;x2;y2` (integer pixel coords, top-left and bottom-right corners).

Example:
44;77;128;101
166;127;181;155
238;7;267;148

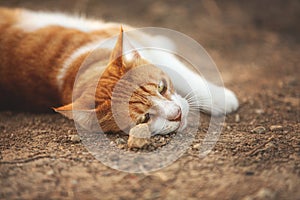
55;29;171;132
0;8;172;133
0;8;120;111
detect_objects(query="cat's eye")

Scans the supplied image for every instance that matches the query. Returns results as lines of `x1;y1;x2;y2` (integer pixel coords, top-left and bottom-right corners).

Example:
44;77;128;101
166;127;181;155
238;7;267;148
158;79;167;95
137;113;150;124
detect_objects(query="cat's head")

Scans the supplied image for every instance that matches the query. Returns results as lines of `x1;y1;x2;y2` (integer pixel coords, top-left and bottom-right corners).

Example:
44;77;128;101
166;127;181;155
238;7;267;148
56;29;189;135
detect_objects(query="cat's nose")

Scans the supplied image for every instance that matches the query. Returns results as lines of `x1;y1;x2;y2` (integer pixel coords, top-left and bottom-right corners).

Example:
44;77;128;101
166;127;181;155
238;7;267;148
169;107;182;122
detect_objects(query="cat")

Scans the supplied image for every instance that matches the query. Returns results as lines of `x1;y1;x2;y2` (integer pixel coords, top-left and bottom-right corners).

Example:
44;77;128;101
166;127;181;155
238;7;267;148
0;7;239;135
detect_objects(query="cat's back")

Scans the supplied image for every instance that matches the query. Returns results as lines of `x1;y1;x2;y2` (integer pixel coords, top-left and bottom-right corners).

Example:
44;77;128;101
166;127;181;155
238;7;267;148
0;7;122;110
0;7;19;24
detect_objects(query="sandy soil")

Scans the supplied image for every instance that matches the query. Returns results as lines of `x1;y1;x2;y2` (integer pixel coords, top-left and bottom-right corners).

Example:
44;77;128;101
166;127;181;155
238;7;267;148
0;1;299;199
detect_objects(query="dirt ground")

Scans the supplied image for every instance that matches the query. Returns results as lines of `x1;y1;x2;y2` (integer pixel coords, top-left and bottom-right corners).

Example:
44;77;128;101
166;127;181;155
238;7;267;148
0;1;299;199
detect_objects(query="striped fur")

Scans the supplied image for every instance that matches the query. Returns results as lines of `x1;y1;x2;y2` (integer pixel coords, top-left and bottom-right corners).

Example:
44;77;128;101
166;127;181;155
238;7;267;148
0;7;122;110
0;8;184;134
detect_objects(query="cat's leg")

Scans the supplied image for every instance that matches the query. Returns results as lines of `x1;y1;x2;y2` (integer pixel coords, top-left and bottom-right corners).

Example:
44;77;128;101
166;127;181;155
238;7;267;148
140;50;239;116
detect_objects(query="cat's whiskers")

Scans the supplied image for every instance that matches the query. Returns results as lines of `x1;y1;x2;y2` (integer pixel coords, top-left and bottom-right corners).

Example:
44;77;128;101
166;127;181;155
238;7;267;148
185;91;225;114
186;93;209;106
190;105;224;114
184;89;198;99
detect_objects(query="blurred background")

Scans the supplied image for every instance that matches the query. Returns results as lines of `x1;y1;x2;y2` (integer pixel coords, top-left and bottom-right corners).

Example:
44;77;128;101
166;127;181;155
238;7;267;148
1;0;299;83
1;0;299;47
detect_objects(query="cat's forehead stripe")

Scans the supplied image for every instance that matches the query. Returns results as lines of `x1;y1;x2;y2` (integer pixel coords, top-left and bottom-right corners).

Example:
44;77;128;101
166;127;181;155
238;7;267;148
139;85;154;94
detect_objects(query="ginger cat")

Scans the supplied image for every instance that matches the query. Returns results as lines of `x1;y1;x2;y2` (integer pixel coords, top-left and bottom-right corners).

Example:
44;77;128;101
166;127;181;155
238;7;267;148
0;8;239;135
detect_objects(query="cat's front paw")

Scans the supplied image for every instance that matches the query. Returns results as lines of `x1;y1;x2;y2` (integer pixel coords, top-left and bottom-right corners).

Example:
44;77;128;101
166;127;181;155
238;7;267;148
211;88;239;116
224;88;239;114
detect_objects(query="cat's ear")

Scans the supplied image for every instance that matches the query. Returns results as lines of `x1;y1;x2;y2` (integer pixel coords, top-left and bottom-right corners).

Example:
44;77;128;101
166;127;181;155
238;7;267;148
53;103;74;119
53;96;95;120
109;27;142;69
54;100;99;131
109;27;124;67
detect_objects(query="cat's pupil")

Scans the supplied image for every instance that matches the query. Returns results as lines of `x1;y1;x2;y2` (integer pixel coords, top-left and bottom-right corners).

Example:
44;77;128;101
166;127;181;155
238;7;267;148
137;113;150;125
158;79;167;95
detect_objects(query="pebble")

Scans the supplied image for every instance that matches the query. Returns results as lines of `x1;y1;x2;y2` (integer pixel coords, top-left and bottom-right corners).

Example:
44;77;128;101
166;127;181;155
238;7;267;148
159;137;165;143
269;125;283;131
265;142;275;149
283;97;299;107
255;188;275;199
115;138;126;145
128;124;151;149
289;153;299;160
46;170;54;176
251;126;266;134
235;114;240;123
193;143;201;150
154;172;170;181
69;134;81;143
254;109;264;114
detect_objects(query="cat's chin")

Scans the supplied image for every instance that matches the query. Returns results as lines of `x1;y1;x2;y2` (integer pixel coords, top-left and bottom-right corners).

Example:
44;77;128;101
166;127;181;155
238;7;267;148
164;119;185;134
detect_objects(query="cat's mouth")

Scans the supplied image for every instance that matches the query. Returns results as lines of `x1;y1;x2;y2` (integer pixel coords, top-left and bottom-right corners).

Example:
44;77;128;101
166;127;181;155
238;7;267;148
169;108;188;133
178;104;189;132
173;94;189;132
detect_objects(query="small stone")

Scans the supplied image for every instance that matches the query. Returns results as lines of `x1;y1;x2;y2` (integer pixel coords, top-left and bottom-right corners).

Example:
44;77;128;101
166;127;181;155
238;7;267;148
193;143;201;150
46;170;54;176
159;137;165;143
254;109;264;114
269;125;283;131
153;171;175;181
251;126;266;134
241;196;253;200
235;114;240;123
128;124;151;149
117;144;126;149
289;153;299;160
283;97;299;107
69;134;81;143
115;138;126;145
265;142;275;149
255;188;275;199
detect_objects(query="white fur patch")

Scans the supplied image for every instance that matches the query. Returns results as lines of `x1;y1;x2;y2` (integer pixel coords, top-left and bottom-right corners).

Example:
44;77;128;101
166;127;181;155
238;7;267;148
57;37;119;91
57;40;101;90
16;9;118;32
15;9;239;117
